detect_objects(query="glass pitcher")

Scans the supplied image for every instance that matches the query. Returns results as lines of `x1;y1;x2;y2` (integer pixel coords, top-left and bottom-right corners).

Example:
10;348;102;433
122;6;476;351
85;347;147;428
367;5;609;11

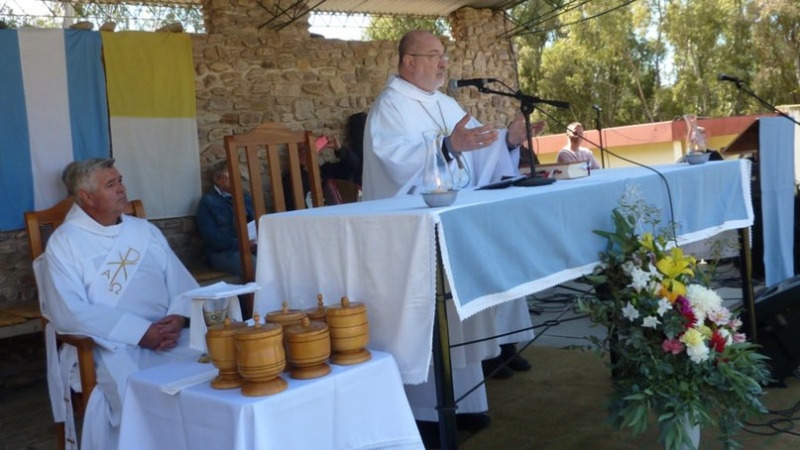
422;130;454;193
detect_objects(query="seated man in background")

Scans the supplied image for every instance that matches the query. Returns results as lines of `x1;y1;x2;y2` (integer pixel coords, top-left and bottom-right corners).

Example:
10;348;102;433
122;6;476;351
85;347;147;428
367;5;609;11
556;122;601;169
35;158;201;450
363;29;535;439
196;160;256;277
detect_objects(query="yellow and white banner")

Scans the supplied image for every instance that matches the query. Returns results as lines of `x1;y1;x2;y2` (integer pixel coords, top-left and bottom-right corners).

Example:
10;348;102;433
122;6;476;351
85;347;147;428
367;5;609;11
102;31;200;218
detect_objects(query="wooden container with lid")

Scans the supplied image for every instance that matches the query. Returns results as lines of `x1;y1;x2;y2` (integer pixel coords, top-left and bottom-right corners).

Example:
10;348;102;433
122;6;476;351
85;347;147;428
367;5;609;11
284;317;331;379
266;301;308;371
304;293;328;323
326;296;371;365
233;313;287;396
205;317;248;389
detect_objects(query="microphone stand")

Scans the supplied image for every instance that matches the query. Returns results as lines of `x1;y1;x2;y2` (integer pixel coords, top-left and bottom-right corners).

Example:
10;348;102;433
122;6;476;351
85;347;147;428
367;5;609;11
594;107;606;168
478;85;566;187
729;80;800;126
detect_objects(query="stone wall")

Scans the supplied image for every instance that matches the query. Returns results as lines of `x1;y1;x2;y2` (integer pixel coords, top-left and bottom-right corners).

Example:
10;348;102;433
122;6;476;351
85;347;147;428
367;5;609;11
0;3;520;317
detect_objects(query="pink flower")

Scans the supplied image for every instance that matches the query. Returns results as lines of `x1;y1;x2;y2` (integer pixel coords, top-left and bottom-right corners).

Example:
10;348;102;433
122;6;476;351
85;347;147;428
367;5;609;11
662;338;684;354
732;333;746;343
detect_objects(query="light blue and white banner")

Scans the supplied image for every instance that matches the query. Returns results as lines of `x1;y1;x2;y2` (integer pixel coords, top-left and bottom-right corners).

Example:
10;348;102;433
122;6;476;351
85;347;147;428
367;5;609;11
0;29;109;231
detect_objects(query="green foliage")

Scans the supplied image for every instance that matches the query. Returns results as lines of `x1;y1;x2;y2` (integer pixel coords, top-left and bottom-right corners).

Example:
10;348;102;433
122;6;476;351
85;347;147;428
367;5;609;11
511;0;800;129
577;188;771;450
364;16;449;41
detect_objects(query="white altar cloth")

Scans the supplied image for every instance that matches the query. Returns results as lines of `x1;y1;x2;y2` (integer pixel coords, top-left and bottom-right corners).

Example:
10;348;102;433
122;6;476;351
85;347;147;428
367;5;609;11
119;350;423;450
254;160;753;384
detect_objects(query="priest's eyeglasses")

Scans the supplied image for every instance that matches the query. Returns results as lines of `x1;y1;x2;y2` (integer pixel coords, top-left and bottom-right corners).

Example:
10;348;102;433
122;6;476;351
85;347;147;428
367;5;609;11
408;53;450;63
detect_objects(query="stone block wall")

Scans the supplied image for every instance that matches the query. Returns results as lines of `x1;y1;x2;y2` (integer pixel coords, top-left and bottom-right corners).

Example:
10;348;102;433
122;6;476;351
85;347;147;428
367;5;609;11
0;3;521;317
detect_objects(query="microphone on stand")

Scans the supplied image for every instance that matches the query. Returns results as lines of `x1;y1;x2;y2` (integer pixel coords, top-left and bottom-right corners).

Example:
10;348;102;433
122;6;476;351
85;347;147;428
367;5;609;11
593;104;606;168
448;78;498;90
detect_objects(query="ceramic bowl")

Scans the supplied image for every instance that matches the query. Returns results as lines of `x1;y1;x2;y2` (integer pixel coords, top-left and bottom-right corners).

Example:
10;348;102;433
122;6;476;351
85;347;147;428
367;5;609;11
422;190;458;208
685;152;711;165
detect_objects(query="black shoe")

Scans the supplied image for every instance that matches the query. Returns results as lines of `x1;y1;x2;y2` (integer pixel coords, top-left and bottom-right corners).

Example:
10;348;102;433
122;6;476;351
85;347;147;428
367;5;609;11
415;421;441;448
500;344;532;372
456;412;491;431
482;357;514;379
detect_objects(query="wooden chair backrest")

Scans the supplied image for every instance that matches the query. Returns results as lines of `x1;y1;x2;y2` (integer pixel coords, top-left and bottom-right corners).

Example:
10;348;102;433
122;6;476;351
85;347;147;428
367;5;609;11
223;122;324;285
25;196;146;260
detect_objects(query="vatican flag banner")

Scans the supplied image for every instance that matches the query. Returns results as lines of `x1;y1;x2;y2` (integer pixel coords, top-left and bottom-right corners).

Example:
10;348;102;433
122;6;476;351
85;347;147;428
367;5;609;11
102;31;201;219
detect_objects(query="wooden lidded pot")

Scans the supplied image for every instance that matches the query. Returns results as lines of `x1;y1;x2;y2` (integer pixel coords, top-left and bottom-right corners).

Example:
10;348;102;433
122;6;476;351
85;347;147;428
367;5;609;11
266;301;308;371
233;313;287;396
205;317;248;389
326;296;371;365
304;294;328;323
284;317;331;379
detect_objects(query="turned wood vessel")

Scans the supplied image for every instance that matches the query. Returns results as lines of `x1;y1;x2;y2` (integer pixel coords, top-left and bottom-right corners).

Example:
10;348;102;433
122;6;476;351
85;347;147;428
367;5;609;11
304;293;328;323
326;296;371;365
284;317;331;379
266;301;308;371
205;317;248;389
233;313;287;396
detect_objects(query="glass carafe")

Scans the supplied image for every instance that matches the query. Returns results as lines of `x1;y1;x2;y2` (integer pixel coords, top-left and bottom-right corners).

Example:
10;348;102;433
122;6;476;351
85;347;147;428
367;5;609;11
422;130;453;193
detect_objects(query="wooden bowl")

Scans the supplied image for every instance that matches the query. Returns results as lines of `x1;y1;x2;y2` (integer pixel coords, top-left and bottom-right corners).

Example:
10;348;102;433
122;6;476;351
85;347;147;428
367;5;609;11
326;296;371;365
284;317;331;379
233;313;287;396
205;318;248;389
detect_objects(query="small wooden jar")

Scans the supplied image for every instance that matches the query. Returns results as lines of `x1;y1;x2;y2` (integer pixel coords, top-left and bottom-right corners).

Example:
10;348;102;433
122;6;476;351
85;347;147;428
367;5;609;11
304;294;328;324
266;302;308;371
233;313;287;396
326;296;371;365
205;317;248;389
284;317;331;379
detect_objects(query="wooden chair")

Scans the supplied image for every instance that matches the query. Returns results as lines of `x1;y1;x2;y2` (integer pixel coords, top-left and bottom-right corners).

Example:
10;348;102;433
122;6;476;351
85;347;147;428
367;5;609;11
24;196;145;450
224;122;324;317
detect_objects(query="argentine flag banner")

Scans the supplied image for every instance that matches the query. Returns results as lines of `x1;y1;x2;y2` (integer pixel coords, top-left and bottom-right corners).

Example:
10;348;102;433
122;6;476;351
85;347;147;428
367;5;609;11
0;29;110;231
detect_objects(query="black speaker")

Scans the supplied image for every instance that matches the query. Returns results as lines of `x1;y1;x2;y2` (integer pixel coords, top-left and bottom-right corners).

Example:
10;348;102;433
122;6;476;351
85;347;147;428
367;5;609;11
743;275;800;381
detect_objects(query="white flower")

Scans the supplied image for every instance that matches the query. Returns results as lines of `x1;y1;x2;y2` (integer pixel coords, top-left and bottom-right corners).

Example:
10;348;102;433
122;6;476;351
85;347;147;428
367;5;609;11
628;266;652;292
686;343;710;363
656;297;672;316
622;302;640;321
686;284;723;324
642;316;661;328
718;328;733;344
707;307;732;326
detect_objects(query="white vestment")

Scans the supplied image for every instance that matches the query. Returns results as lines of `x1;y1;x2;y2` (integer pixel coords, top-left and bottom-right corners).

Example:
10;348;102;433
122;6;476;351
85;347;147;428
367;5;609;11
364;75;534;420
36;204;201;450
363;75;521;201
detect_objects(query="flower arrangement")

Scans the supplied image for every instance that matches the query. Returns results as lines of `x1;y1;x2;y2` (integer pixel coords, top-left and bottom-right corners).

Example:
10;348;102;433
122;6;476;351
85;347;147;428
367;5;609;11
578;191;770;450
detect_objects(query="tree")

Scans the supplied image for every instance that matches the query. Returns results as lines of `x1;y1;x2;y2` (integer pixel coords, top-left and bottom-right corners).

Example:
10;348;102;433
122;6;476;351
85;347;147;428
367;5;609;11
363;16;448;41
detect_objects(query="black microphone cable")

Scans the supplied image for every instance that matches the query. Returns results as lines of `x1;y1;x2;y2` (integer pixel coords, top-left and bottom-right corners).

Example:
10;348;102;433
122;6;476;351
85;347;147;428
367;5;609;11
534;105;680;245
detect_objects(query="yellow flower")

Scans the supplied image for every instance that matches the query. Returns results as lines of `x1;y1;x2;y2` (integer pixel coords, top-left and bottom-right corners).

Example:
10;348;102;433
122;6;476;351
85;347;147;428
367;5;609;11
640;233;655;252
680;328;705;347
697;324;712;338
656;247;695;298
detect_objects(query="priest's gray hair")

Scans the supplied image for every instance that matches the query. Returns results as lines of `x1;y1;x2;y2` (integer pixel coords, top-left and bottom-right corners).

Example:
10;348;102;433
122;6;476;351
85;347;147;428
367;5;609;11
210;160;229;181
62;158;116;197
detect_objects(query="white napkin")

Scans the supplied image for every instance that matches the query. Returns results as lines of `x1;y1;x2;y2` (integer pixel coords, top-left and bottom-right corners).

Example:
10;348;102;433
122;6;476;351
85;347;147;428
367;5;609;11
181;282;260;351
159;367;218;395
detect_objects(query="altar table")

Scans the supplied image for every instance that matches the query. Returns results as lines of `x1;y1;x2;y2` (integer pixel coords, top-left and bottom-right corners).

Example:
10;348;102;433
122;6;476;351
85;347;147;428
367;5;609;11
118;350;423;450
253;160;754;384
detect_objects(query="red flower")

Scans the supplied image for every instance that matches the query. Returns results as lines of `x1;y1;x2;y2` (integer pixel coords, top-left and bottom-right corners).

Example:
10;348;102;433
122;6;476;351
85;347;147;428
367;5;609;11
710;331;726;353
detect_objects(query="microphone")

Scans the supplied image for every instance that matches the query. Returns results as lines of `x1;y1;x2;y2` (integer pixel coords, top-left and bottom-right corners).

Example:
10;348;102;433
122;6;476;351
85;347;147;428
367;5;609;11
448;78;497;90
592;104;602;112
718;73;743;84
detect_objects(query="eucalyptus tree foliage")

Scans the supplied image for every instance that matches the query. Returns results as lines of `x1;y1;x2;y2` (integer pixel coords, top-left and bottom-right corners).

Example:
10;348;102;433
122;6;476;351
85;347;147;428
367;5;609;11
749;0;800;109
363;16;449;41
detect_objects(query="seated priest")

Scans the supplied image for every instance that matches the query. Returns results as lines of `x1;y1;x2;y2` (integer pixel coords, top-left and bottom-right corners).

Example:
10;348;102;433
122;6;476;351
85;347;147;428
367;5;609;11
362;29;535;437
35;158;201;450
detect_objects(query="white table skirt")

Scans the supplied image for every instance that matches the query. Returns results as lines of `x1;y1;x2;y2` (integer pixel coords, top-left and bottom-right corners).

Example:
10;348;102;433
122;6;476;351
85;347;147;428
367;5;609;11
119;350;423;450
254;160;753;383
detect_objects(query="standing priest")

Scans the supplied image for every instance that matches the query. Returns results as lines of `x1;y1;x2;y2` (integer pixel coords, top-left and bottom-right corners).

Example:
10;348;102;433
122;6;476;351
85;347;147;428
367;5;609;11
363;29;535;436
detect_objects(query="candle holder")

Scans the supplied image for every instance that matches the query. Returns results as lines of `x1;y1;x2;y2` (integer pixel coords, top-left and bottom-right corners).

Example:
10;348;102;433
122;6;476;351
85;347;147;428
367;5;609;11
422;189;458;207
